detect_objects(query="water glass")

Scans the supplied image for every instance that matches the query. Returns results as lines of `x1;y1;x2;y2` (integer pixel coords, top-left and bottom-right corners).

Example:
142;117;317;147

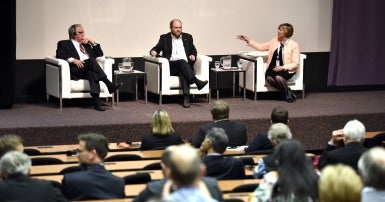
118;63;123;72
214;61;220;70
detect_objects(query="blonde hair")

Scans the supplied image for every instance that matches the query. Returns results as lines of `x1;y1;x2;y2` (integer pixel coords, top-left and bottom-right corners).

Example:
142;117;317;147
151;109;175;136
319;164;362;202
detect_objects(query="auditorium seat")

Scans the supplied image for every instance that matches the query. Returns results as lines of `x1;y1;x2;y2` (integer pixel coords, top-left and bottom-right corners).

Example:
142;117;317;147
31;157;64;166
104;154;142;162
123;172;152;184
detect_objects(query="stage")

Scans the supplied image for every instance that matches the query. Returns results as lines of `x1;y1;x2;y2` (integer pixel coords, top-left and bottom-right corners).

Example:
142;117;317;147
1;90;384;151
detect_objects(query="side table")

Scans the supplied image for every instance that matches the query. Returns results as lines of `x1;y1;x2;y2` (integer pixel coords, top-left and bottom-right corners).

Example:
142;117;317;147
113;70;147;106
211;67;246;100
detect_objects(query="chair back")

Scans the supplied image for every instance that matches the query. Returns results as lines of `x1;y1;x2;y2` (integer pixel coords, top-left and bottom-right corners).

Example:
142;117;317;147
31;157;64;165
24;148;42;156
123;172;152;184
231;183;259;192
366;132;385;148
104;154;142;162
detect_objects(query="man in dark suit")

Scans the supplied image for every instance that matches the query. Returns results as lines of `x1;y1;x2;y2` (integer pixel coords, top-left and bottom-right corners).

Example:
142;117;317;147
318;119;367;170
191;100;247;148
150;19;208;108
0;151;67;202
56;24;120;111
61;133;125;200
200;127;245;180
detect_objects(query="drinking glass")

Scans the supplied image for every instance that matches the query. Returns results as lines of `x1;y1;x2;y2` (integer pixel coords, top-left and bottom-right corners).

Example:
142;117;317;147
237;60;243;69
214;61;220;70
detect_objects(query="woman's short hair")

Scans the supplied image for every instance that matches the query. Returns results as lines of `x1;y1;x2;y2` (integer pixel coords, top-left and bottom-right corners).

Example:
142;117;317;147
152;109;175;136
278;23;294;38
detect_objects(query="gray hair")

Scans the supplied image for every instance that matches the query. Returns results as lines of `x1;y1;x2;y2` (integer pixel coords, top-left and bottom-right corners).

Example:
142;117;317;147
0;151;31;177
205;127;229;153
358;147;385;189
267;123;292;145
343;119;365;142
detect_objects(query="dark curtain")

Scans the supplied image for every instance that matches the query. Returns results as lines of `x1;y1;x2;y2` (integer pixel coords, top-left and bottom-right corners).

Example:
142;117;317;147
0;0;16;109
328;0;385;86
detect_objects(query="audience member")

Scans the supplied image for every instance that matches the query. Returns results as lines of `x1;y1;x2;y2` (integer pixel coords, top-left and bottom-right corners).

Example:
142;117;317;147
191;100;247;148
0;151;67;201
319;164;362;202
200;127;245;179
118;109;184;150
318;119;367;170
56;24;120;111
150;18;208;108
358;147;385;202
61;133;125;200
134;145;222;202
163;144;218;202
253;123;292;178
0;134;24;157
245;106;288;154
237;23;300;103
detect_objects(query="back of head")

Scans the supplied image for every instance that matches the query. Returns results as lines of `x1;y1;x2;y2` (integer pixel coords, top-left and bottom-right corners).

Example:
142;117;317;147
343;119;365;142
267;123;292;146
78;133;109;160
0;151;31;179
210;100;229;120
271;106;288;124
167;144;202;186
0;134;24;158
151;109;175;136
205;127;229;153
319;164;362;202
274;140;307;169
161;145;179;168
358;147;385;190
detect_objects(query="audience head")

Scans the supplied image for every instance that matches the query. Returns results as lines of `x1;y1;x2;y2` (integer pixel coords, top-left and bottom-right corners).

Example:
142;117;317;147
166;144;204;187
160;145;178;174
200;127;228;154
267;123;292;147
151;109;175;136
210;100;229;120
68;24;83;39
319;164;362;202
278;23;294;38
342;119;365;143
0;151;31;180
358;147;385;190
271;106;288;124
0;134;24;158
77;133;109;164
169;19;182;38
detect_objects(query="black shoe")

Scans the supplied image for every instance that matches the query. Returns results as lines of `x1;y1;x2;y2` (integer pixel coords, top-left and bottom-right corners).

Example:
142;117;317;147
183;96;191;108
195;79;208;90
94;104;105;111
108;83;122;94
285;95;295;103
288;88;297;100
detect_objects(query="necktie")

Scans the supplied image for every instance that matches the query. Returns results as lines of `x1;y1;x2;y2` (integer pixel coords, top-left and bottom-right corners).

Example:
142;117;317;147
80;44;88;55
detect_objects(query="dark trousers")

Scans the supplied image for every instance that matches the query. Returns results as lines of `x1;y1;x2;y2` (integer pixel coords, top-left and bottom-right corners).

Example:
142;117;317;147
169;60;195;95
69;58;107;96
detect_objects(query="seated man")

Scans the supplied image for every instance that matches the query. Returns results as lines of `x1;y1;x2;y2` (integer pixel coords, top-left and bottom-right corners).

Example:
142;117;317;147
200;127;245;179
0;134;24;158
0;151;67;201
150;19;208;108
191;100;247;148
318;119;367;170
61;133;125;200
56;24;120;111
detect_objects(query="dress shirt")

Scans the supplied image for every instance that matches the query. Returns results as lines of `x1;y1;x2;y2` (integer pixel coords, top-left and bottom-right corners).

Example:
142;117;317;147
68;39;89;62
170;34;188;62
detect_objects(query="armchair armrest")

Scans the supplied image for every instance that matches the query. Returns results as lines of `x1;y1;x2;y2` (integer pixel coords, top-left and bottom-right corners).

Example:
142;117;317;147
194;54;212;80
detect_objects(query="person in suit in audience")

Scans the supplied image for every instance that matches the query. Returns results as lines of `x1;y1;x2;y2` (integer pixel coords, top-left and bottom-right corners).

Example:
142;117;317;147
56;24;120;111
319;164;362;202
245;106;288;154
0;151;67;202
358;147;385;202
134;145;222;202
191;100;247;148
318;119;367;170
253;123;292;178
237;23;300;103
200;127;245;179
118;109;184;150
61;133;125;200
0;134;24;158
150;19;208;108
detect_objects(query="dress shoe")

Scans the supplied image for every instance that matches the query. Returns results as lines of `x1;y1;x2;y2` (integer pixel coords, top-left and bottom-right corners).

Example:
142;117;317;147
108;83;122;94
195;79;208;90
94;104;105;111
183;96;191;108
288;88;297;100
285;95;295;103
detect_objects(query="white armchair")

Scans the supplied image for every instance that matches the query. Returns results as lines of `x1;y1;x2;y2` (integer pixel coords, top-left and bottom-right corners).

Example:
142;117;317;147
143;54;212;104
45;56;114;110
238;51;306;100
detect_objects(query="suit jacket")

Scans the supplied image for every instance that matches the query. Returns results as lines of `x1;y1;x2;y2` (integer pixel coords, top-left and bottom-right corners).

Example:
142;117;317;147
244;133;274;154
203;154;245;180
140;132;184;150
0;173;67;202
318;141;367;170
62;164;125;200
133;177;222;202
150;32;197;67
191;120;247;148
